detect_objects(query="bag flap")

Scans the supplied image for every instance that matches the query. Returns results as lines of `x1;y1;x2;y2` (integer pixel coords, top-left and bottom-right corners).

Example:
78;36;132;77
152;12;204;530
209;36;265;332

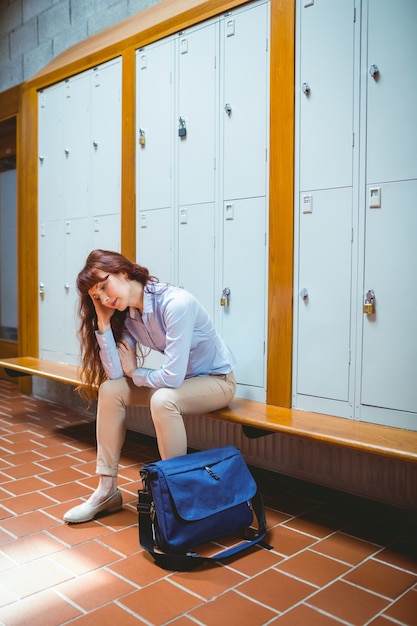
154;446;257;522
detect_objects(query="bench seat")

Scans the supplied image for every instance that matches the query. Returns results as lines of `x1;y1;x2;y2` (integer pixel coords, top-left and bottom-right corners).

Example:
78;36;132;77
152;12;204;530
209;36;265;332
1;356;416;464
0;356;85;387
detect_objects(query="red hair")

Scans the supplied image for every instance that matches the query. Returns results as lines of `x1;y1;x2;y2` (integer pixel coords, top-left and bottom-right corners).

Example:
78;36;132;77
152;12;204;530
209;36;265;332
76;250;157;400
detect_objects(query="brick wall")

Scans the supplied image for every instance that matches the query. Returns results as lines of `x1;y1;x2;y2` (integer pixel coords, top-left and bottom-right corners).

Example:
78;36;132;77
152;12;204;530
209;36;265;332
0;0;161;94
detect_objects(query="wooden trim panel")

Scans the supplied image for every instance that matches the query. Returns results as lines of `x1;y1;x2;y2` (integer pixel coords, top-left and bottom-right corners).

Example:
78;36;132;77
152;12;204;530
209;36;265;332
267;0;295;407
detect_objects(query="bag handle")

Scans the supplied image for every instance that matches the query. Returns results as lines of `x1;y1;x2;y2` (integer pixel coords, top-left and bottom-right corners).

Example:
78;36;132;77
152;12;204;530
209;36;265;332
137;487;271;571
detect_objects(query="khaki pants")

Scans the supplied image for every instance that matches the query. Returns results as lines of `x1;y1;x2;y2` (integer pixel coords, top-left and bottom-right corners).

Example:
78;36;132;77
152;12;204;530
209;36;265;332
96;372;236;475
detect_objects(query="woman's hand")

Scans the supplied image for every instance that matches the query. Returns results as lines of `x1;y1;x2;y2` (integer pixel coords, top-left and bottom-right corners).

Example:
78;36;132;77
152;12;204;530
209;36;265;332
90;295;114;333
117;340;138;378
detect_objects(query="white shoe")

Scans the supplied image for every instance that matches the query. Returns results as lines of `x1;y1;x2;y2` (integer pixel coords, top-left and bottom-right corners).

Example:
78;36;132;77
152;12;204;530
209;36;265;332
63;489;122;524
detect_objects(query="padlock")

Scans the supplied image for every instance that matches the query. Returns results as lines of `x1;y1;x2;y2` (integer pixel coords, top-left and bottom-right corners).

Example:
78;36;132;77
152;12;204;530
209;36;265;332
178;117;187;138
363;301;374;314
220;288;230;307
363;289;375;314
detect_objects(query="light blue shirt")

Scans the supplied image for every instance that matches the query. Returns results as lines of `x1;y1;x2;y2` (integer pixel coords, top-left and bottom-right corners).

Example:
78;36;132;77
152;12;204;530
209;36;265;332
95;282;236;389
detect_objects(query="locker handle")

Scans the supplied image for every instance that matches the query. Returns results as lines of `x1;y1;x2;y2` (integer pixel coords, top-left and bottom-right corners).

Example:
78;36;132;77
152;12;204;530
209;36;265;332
225;103;232;115
300;288;308;300
39;283;45;299
302;82;310;95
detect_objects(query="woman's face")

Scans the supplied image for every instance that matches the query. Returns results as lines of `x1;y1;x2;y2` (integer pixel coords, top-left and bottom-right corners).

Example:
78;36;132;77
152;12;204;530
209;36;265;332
88;271;131;311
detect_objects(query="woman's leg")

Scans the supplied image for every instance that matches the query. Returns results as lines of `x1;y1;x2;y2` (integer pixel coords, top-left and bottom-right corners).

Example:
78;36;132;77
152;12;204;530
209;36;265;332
96;377;152;476
63;377;152;520
92;377;153;501
150;372;236;459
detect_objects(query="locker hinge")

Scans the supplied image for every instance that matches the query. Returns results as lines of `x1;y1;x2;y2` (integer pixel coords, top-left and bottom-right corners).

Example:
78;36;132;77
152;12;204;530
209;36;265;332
353;6;356;22
352;132;355;148
266;38;268;52
263;341;266;355
348;349;351;365
351;227;354;243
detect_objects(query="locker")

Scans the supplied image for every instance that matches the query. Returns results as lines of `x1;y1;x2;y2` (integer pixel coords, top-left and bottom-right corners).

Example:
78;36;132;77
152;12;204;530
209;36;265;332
91;59;122;216
38;59;122;365
177;22;217;206
360;181;417;418
178;203;215;320
136;40;173;211
63;218;92;362
38;220;65;361
296;188;352;402
134;1;270;397
294;0;417;429
137;208;173;285
38;83;64;223
93;214;121;252
299;0;355;191
366;0;417;184
63;72;90;220
222;1;269;201
222;197;266;393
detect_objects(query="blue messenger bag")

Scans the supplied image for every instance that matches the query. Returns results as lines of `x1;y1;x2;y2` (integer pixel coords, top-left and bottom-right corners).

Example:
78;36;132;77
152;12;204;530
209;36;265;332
138;445;270;571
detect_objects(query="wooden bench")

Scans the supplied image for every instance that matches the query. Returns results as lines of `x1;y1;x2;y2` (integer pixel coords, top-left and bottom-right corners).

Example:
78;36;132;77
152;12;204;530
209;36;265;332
1;356;417;464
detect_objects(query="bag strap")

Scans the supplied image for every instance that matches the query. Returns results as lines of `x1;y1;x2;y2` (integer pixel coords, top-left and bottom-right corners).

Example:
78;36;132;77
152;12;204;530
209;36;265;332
137;486;271;571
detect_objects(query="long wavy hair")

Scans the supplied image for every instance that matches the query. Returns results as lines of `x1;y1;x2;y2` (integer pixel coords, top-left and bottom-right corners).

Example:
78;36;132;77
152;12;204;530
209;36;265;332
76;249;157;401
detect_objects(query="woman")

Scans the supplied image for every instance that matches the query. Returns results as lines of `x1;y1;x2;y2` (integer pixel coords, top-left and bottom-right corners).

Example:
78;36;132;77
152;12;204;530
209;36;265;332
64;249;236;523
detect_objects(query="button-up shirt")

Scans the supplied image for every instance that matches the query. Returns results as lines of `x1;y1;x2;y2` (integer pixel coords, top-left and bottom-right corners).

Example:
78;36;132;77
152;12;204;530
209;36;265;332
95;282;236;389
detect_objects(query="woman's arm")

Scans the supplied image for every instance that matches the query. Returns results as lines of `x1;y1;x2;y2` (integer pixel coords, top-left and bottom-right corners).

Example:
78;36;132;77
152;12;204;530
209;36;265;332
132;292;196;389
96;329;136;380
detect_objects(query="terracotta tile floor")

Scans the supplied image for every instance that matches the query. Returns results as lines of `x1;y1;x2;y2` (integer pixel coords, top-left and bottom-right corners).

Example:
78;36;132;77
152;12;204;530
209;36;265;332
0;378;416;626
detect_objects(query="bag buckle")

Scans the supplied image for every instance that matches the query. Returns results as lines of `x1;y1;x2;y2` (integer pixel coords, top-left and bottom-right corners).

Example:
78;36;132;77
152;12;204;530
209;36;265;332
137;489;153;514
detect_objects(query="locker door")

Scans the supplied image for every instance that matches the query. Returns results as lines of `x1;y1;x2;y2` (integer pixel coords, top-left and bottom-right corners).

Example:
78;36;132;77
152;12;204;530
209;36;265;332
38;83;64;223
361;182;417;422
360;0;417;428
366;0;417;184
63;218;92;363
177;22;217;206
222;1;269;200
222;197;266;395
299;0;355;191
63;72;90;220
91;59;122;216
38;221;65;361
137;209;173;284
178;203;215;320
136;40;173;211
296;188;352;404
93;214;120;252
